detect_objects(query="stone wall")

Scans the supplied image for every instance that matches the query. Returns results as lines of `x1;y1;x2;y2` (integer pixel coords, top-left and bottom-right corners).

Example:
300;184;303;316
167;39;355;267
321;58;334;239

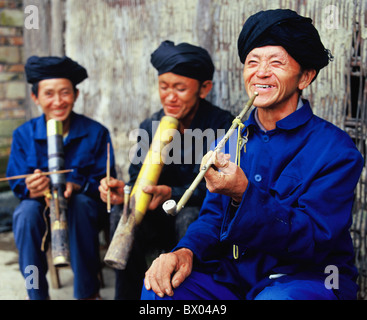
0;0;25;190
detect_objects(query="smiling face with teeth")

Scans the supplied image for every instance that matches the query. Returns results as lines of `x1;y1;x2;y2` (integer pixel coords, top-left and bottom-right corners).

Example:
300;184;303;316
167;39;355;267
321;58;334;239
243;46;316;125
31;78;79;134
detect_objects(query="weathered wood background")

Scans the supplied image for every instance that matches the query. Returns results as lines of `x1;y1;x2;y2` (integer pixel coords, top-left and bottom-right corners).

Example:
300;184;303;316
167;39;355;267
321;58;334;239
23;0;367;298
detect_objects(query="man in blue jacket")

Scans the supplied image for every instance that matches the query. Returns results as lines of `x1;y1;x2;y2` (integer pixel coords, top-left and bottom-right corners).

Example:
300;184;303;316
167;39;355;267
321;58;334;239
99;41;234;299
142;9;364;300
7;56;116;300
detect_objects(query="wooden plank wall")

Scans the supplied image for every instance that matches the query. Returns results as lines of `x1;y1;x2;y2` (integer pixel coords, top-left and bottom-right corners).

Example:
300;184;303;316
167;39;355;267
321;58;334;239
61;0;366;179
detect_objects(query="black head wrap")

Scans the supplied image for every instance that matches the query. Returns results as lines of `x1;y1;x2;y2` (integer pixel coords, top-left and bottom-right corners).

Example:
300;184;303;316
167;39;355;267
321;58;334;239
237;9;333;80
151;40;215;82
25;56;88;95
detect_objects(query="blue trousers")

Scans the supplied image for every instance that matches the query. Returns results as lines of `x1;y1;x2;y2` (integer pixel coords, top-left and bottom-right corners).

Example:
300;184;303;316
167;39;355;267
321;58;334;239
141;271;339;300
13;194;105;300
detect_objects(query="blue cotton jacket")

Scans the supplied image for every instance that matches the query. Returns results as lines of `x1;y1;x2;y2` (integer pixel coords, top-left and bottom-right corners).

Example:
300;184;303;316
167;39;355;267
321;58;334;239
176;100;364;299
6;112;116;201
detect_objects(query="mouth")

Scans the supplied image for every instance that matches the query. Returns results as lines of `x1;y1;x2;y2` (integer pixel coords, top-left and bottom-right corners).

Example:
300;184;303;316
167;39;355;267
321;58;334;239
165;105;180;112
51;108;68;118
254;84;275;89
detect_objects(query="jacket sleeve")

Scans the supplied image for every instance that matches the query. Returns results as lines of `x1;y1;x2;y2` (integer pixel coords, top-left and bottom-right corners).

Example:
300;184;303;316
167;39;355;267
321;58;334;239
127;118;150;186
6;129;31;200
75;128;116;200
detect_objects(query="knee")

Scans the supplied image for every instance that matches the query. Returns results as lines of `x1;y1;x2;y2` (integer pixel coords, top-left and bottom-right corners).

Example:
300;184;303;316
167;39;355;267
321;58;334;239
12;200;45;249
140;284;156;300
254;277;338;300
69;193;93;209
68;193;99;221
140;282;169;300
13;199;44;230
67;194;106;232
254;284;292;300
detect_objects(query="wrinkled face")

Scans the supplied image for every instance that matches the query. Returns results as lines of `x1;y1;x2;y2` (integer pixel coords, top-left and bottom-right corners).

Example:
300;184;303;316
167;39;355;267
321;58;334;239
243;45;312;111
158;72;203;121
31;78;78;123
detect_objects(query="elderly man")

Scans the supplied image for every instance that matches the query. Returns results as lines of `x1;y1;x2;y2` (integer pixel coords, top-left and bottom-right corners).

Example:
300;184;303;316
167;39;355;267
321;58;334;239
99;40;234;299
142;9;363;300
7;56;116;300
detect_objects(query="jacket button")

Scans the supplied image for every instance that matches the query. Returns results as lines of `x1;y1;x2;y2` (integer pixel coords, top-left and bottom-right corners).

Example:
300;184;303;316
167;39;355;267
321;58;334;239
255;174;262;182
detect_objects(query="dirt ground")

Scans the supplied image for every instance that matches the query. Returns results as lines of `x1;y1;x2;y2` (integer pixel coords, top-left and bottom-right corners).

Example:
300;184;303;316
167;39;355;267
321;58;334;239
0;231;115;300
0;190;116;300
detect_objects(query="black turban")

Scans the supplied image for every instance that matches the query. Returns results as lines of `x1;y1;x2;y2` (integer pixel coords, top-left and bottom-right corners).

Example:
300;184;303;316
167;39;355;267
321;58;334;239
25;55;88;86
151;40;215;81
237;9;332;79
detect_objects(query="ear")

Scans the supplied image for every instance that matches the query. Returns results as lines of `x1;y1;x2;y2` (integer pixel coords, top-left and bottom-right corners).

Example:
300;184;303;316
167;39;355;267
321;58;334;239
31;92;39;105
74;89;80;101
298;69;317;91
199;80;213;99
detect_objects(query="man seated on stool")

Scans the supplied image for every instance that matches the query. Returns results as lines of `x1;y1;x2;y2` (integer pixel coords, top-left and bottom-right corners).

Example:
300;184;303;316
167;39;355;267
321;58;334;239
99;40;234;300
7;56;116;300
142;9;363;300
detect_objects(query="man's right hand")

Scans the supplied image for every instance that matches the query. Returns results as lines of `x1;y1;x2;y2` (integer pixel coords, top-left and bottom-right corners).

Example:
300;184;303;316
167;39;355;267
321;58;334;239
144;248;194;298
99;177;125;205
25;169;50;199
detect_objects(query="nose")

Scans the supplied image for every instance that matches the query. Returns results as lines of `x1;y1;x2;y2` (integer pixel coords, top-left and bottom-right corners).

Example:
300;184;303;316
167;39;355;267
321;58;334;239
166;90;177;102
53;94;62;106
256;62;271;78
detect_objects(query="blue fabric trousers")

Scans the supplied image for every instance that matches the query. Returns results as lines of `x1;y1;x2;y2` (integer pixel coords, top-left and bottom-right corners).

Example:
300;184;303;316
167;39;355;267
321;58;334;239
13;194;105;300
141;271;339;300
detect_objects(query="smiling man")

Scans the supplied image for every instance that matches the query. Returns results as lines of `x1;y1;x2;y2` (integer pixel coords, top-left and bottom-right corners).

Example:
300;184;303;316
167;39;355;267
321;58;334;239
7;56;116;300
142;10;363;300
99;40;234;299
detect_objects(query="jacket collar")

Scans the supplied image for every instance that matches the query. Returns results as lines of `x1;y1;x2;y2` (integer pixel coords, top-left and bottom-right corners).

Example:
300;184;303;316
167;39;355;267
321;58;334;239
188;99;211;130
244;99;314;133
34;112;88;141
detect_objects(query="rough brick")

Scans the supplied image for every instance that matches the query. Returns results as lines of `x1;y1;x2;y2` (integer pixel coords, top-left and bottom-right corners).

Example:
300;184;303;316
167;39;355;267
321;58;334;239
5;81;25;99
0;100;19;109
0;1;23;10
0;100;24;110
0;26;21;36
0;9;24;27
0;72;21;82
0;119;24;136
0;83;5;99
0;155;9;178
7;64;24;72
0;35;22;45
0;136;11;148
0;108;25;119
0;145;10;157
0;46;21;63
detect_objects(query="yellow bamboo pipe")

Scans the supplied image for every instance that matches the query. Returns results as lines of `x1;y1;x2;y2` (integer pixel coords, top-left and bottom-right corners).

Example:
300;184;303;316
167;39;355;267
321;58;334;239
129;115;179;225
104;115;179;270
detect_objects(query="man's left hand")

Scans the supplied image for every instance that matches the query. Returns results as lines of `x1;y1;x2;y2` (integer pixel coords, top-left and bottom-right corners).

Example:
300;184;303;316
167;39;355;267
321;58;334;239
143;185;172;211
64;182;81;199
